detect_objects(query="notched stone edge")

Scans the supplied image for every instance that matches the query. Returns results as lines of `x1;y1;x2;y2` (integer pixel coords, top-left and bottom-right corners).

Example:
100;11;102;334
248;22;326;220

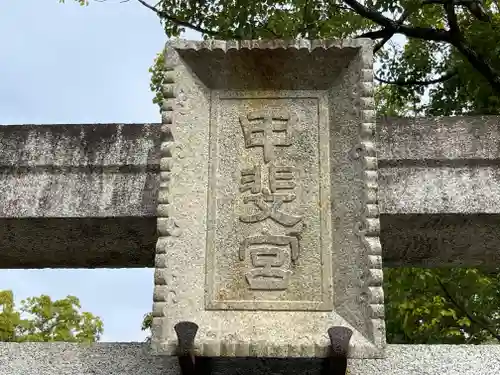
156;338;333;358
354;47;386;350
152;51;181;336
166;38;373;52
156;335;380;358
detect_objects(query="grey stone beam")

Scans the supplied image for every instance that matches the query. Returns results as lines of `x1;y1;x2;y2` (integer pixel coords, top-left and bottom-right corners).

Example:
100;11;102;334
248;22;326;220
1;342;500;375
378;116;500;214
378;116;500;268
1;116;500;269
0;123;159;269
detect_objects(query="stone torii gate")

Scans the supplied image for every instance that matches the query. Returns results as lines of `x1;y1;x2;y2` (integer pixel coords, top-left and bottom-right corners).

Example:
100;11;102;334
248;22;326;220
2;39;500;374
2;117;499;270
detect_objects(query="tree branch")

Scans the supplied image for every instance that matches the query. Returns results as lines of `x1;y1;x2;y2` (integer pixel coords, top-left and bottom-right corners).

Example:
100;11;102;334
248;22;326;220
342;0;452;42
299;0;311;38
373;0;451;52
357;29;391;39
344;0;500;94
444;0;461;39
136;0;235;38
452;40;500;93
374;8;411;53
375;70;458;86
461;0;491;22
436;276;500;342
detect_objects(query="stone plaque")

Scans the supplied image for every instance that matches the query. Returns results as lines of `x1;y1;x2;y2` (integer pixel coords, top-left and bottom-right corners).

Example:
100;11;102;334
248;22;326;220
206;92;333;311
152;40;385;359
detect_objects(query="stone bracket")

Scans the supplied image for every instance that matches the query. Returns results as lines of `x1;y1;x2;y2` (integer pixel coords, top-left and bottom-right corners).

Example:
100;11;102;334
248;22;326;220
174;322;212;375
323;326;353;375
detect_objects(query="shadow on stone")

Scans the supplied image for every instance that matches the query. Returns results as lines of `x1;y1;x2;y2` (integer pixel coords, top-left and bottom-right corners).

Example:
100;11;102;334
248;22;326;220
209;357;324;375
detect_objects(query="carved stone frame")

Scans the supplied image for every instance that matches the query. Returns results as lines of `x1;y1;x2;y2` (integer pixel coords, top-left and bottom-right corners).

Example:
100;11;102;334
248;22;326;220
152;39;385;359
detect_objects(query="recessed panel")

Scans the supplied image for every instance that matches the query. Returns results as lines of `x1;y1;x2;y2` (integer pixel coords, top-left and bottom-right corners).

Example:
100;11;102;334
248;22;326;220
206;92;333;311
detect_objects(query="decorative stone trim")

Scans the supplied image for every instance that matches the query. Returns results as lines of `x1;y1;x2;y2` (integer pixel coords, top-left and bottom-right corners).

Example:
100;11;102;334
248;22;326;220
162;39;371;52
353;50;385;347
152;59;180;324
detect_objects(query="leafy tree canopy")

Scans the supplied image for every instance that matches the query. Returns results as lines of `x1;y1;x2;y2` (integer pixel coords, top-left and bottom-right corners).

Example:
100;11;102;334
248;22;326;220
385;268;500;343
0;290;103;343
138;0;500;117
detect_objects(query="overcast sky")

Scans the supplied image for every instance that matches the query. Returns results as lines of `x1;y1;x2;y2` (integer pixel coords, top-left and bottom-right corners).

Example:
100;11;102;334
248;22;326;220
0;0;200;342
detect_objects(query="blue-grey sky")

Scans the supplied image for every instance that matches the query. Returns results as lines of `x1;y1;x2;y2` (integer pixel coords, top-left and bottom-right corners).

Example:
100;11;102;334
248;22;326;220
0;0;200;342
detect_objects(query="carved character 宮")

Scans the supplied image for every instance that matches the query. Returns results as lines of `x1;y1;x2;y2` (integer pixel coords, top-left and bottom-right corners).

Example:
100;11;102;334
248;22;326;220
239;234;299;290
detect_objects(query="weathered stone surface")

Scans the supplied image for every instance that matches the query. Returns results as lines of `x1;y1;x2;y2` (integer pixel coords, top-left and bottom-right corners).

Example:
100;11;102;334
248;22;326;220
376;116;500;268
3;117;499;218
0;123;159;268
378;116;500;214
378;115;500;161
4;117;500;218
0;123;159;218
2;116;500;269
381;214;500;268
2;343;500;375
0;217;156;268
150;39;384;359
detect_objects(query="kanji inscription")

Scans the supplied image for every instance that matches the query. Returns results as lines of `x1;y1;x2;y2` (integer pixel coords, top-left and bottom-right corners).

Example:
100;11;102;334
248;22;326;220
237;110;303;291
239;110;293;163
206;94;333;311
156;41;384;359
240;233;299;290
239;163;302;227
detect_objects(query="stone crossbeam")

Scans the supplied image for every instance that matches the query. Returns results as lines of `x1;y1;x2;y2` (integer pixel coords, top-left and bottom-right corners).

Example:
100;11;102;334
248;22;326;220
1;116;499;269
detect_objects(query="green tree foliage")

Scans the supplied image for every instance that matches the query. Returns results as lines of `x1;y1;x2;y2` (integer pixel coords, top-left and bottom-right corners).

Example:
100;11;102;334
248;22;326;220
385;268;500;343
68;0;500;344
141;312;153;342
0;290;103;343
141;312;152;333
139;0;500;116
